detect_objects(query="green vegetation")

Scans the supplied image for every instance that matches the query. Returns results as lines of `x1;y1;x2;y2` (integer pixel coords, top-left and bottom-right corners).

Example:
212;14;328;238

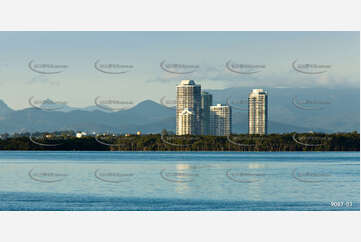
0;132;359;151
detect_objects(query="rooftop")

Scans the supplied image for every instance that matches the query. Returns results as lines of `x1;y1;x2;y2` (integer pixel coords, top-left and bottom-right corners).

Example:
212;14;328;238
179;80;196;85
251;89;267;94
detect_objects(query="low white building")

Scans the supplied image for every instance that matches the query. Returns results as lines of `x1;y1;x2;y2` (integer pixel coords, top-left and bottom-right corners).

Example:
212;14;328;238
76;132;87;138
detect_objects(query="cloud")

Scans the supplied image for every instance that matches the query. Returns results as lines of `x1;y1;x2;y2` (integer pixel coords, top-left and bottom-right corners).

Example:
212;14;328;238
146;62;359;89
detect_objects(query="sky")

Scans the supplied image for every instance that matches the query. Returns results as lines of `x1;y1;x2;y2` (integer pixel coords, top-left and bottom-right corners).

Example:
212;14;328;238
0;31;359;110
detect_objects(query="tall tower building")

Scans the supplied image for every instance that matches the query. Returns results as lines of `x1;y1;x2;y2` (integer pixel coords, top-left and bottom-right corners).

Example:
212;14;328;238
248;89;268;135
210;104;232;136
201;91;212;135
176;80;201;135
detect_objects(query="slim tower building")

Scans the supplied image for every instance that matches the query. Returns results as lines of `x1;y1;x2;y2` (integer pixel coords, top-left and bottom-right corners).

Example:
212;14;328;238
201;91;212;135
248;89;268;135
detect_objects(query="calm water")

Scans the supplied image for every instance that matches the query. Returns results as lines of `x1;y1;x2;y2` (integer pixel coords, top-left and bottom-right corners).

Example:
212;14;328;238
0;151;359;211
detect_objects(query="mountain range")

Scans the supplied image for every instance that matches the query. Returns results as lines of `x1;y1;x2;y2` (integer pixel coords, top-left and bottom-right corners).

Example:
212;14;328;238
0;87;359;134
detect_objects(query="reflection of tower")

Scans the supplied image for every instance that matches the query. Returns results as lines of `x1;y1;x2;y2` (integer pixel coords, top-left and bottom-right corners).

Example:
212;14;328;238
174;164;191;194
176;80;201;135
248;89;268;135
210;104;232;136
246;163;265;201
201;91;212;135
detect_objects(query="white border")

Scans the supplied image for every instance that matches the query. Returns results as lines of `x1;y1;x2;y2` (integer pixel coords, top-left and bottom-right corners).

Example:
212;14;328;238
0;0;360;30
1;212;360;242
0;0;360;241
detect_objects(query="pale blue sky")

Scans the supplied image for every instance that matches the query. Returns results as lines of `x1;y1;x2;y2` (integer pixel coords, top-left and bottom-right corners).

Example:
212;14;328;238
0;31;359;110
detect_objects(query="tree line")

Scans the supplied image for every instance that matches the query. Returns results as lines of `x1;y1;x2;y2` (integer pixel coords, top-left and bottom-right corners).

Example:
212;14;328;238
0;132;359;151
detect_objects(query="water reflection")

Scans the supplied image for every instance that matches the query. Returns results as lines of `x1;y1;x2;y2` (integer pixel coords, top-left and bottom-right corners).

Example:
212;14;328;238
174;164;191;194
247;163;266;201
0;152;359;209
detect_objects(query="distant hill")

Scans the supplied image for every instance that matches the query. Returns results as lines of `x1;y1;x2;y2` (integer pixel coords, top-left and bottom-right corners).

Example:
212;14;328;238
0;100;14;118
0;100;175;134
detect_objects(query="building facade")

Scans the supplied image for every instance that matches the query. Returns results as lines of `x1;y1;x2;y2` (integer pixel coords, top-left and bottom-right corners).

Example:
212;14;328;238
210;104;232;136
201;91;213;135
248;89;268;135
176;80;201;135
178;109;193;135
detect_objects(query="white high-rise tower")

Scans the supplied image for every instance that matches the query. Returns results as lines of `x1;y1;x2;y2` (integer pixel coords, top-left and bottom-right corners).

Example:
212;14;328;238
176;80;201;135
248;89;268;135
